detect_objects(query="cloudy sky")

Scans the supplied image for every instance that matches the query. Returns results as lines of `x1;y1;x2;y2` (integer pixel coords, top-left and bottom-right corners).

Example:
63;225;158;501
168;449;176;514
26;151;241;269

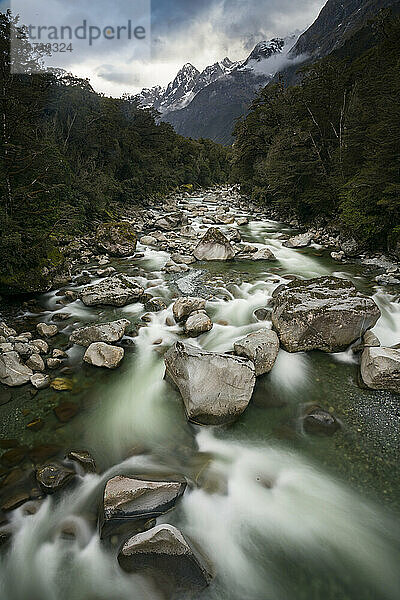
4;0;326;96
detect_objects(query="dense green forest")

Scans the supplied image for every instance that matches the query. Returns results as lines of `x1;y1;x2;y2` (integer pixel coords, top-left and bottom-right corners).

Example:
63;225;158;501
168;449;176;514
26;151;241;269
0;11;230;293
232;12;400;253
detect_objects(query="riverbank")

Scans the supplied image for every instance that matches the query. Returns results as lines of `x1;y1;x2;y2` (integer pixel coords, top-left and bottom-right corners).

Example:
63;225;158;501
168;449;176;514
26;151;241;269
0;186;399;600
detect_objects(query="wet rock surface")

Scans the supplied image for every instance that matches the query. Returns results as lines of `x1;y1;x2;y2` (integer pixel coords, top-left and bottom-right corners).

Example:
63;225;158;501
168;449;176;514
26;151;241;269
80;276;143;307
361;347;400;394
83;342;124;369
164;341;256;425
70;319;130;347
234;329;279;376
272;276;381;353
193;227;235;261
36;463;75;494
118;524;212;590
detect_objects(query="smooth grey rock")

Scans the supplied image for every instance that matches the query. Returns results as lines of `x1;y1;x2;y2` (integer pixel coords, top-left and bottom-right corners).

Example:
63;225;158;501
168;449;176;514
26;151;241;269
30;373;50;389
272;277;381;353
80;276;143;307
193;228;235;261
164;342;256;425
170;254;196;265
0;352;33;386
83;342;124;368
234;330;279;376
185;313;213;337
284;232;313;249
96;222;137;257
118;524;212;589
26;353;45;371
251;247;277;261
363;331;380;348
140;235;158;246
101;476;186;537
361;347;400;394
36;323;58;338
173;297;206;322
70;319;130;347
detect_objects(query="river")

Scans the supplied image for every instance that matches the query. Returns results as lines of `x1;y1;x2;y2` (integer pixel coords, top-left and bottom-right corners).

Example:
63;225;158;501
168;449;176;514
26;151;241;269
0;189;399;600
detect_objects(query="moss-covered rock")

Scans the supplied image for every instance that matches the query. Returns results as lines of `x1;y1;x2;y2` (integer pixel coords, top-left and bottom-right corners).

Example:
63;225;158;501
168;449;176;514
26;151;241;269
95;222;137;257
0;246;66;296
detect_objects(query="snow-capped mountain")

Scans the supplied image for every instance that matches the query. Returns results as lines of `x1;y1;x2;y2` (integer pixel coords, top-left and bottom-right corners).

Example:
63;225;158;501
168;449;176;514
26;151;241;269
136;39;286;116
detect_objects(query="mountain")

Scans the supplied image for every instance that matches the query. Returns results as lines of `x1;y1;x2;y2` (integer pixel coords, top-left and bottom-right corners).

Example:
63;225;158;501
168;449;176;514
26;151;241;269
289;0;400;60
137;37;293;145
137;58;240;114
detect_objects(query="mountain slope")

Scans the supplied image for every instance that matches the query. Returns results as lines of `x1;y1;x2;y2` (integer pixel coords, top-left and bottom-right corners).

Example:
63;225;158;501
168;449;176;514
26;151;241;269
160;38;291;144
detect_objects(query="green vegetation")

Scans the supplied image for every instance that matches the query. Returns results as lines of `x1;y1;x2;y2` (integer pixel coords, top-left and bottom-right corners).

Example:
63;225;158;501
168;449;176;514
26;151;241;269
0;11;230;293
232;13;400;253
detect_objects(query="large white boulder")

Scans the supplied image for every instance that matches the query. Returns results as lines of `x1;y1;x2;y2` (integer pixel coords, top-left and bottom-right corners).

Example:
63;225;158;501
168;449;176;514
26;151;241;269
0;352;33;386
193;228;235;261
83;342;124;368
164;341;256;425
70;319;130;347
80;276;143;307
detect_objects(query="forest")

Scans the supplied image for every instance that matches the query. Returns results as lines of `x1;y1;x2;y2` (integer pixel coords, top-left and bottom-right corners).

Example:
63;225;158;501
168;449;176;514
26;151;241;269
0;11;230;293
232;12;400;253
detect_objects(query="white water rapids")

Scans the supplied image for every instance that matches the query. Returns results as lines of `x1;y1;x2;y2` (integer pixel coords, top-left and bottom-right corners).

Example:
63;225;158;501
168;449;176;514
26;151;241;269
1;192;399;600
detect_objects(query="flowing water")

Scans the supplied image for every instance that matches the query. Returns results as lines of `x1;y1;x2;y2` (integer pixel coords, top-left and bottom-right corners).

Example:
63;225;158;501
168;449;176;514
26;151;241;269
1;191;400;600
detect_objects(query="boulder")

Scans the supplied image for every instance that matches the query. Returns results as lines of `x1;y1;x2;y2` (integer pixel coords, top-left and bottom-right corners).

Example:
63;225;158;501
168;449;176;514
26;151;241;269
284;232;313;249
251;247;277;261
36;323;58;338
361;347;400;394
0;352;33;386
80;276;143;307
234;330;279;376
70;319;130;347
173;297;206;322
271;277;381;353
36;462;75;494
118;524;212;590
185;313;213;337
101;476;186;537
31;339;49;355
154;213;182;231
140;235;158;246
83;342;124;369
164;342;256;425
96;222;137;257
144;297;167;312
193;228;235;261
30;373;50;390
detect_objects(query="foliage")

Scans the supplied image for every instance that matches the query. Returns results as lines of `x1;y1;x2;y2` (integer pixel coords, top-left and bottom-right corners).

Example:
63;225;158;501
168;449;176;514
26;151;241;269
0;10;231;290
232;12;400;251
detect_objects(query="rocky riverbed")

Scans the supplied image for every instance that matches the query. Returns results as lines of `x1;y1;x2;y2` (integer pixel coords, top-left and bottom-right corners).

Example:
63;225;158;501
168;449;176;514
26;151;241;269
0;187;399;600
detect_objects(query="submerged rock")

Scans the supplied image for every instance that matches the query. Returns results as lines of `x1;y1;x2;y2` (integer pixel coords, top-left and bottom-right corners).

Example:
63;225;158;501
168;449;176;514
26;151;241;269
101;476;186;537
164;341;256;425
173;297;206;322
361;347;400;394
271;277;380;353
80;276;143;307
0;352;33;387
303;407;340;435
193;228;235;261
83;342;124;369
234;329;279;376
70;319;130;347
118;524;212;590
96;222;137;257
